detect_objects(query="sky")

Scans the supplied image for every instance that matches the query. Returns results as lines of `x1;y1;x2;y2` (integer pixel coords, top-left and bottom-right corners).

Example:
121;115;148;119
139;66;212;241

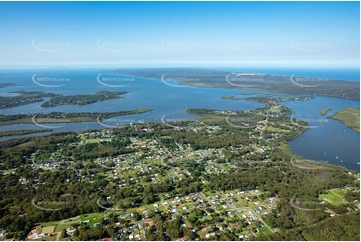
0;1;359;68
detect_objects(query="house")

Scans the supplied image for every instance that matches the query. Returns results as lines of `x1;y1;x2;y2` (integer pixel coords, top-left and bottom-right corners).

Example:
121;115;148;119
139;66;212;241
205;233;215;238
0;230;7;238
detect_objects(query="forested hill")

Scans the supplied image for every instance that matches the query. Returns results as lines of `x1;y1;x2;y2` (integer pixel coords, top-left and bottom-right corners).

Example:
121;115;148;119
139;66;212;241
254;210;360;241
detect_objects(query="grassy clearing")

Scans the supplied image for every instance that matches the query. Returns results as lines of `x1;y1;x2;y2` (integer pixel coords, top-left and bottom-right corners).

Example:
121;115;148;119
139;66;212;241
85;138;111;144
38;212;105;233
197;114;227;123
40;223;69;233
332;188;347;198
259;226;272;234
79;213;104;225
41;226;55;234
319;188;346;206
266;126;288;132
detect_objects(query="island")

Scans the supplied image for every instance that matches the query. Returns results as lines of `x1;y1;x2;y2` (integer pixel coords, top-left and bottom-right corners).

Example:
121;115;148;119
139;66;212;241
41;90;128;107
222;95;242;100
0;129;52;138
0;91;56;109
0;82;20;89
0;90;129;109
328;107;360;133
0;109;152;126
320;108;332;116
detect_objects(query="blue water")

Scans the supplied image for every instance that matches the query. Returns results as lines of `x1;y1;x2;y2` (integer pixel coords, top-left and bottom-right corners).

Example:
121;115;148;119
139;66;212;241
0;70;264;115
0;68;359;170
282;96;360;171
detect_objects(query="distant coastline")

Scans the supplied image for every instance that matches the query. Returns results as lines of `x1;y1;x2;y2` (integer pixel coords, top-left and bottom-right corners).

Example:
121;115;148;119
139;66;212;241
111;68;360;100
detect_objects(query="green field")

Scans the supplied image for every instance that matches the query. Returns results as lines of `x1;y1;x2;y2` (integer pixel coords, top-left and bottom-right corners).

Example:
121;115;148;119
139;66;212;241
38;222;70;233
38;212;105;233
319;188;346;206
197;114;228;123
266;126;288;132
329;108;360;133
87;138;111;143
79;213;104;225
259;226;272;235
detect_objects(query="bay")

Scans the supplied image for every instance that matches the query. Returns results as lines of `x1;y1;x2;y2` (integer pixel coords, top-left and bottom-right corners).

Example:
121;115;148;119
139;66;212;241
0;68;359;170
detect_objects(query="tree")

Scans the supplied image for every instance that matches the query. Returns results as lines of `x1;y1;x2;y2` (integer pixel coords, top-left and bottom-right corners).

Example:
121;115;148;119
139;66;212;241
183;228;195;240
143;194;155;205
61;229;67;238
133;212;142;221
